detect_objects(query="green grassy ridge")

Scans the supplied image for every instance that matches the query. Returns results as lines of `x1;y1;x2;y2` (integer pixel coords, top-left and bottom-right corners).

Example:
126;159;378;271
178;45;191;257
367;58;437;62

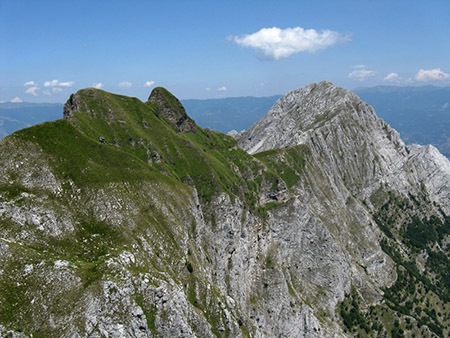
66;89;232;196
57;88;289;208
5;89;303;276
16;119;167;186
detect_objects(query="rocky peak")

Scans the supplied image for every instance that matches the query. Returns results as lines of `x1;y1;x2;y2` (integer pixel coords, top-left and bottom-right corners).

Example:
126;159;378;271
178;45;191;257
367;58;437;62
238;80;450;208
147;87;196;132
238;81;381;154
63;90;91;119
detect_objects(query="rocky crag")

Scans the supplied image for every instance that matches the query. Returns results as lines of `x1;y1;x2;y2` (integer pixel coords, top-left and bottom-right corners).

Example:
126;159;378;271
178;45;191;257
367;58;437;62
1;82;449;337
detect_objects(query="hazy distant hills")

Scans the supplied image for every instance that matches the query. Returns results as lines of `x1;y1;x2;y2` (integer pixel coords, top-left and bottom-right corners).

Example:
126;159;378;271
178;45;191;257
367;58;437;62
2;86;450;157
0;102;61;138
355;86;450;158
182;95;281;133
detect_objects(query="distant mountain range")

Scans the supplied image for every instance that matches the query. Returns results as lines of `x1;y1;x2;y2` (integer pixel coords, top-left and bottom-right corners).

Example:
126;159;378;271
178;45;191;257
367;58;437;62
2;85;450;157
182;95;281;133
0;102;61;138
355;86;450;158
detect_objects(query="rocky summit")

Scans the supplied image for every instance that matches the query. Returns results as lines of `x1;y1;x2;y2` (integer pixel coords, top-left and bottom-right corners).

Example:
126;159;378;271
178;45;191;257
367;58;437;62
1;82;450;337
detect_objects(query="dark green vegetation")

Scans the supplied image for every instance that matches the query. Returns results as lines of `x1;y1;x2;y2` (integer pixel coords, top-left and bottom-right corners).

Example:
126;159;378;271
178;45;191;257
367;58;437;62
339;190;450;337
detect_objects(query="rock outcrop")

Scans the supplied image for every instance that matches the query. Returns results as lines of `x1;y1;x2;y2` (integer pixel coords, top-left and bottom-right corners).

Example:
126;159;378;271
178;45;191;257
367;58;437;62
1;82;449;337
148;87;196;132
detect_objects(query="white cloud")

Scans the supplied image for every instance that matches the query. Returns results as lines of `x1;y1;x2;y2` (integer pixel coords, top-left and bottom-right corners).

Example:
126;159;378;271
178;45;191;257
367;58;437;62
230;26;350;60
383;72;400;82
25;86;40;96
44;79;59;87
24;81;36;87
11;97;23;103
43;90;51;96
93;82;104;89
144;81;155;87
415;68;450;81
348;65;376;81
119;81;132;88
44;79;74;87
52;87;63;93
59;81;74;87
218;86;227;91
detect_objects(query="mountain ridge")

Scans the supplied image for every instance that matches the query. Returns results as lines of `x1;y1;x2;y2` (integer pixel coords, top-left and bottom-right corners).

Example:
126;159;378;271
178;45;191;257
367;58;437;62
1;82;449;337
3;85;450;160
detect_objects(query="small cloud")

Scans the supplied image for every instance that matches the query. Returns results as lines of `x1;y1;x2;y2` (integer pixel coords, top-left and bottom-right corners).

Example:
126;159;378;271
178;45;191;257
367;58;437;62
24;81;36;87
144;81;155;87
43;90;51;96
10;97;23;103
119;81;132;88
206;87;211;92
230;26;350;60
383;72;400;82
415;68;449;81
59;81;74;87
44;79;74;87
52;87;63;93
217;86;227;92
93;82;104;89
25;86;40;96
348;65;376;81
44;79;59;87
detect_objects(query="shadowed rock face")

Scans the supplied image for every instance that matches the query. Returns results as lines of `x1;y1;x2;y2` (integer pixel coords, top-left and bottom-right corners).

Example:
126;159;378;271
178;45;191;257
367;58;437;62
63;91;88;119
1;82;450;337
148;87;196;132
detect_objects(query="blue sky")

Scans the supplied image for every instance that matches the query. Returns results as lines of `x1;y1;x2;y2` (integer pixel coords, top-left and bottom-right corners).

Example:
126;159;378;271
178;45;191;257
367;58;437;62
1;0;450;103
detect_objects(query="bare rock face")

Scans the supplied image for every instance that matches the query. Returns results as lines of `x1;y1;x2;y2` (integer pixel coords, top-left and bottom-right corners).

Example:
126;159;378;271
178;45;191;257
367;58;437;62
63;89;93;119
238;81;450;203
147;87;196;132
406;144;450;214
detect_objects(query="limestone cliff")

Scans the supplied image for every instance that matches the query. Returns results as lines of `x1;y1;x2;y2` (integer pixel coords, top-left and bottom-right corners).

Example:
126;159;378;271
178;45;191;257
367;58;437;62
0;82;449;337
